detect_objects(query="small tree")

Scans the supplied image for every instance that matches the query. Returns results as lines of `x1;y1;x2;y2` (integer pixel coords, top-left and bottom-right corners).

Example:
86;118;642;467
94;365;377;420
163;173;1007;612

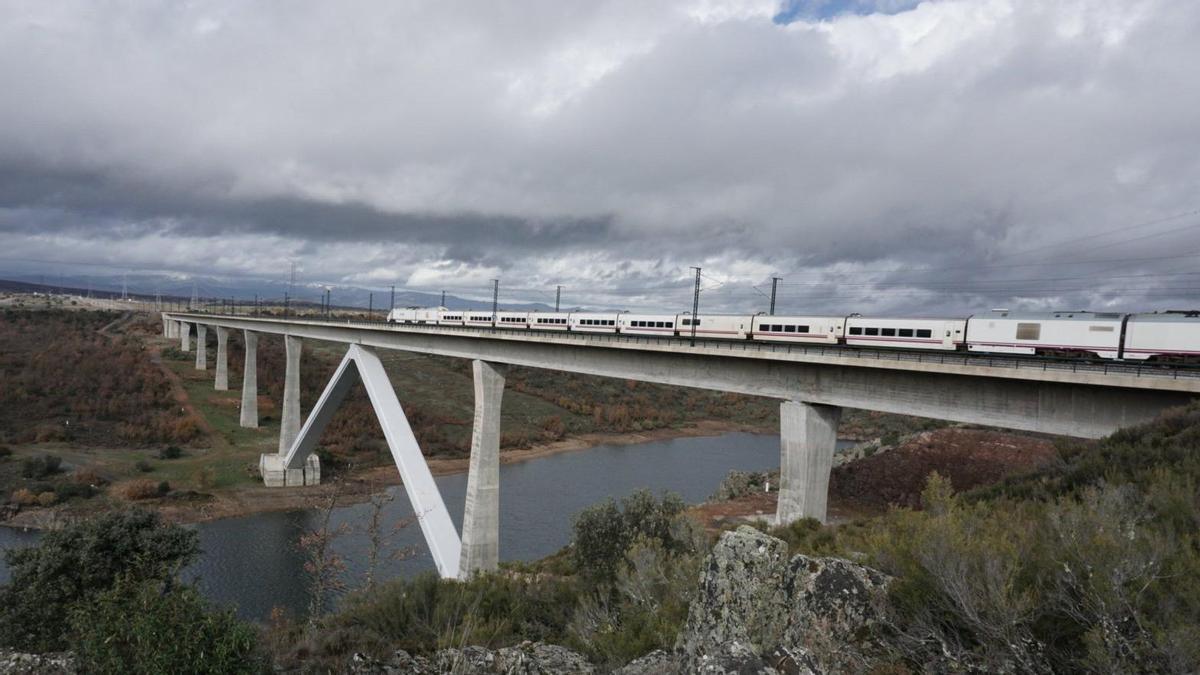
0;509;199;652
298;486;350;624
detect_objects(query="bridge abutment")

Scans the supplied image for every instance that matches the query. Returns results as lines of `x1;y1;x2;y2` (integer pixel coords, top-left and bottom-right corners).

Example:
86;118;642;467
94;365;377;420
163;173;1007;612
240;330;259;428
459;360;504;577
195;325;208;370
775;400;841;525
214;327;229;390
180;322;191;352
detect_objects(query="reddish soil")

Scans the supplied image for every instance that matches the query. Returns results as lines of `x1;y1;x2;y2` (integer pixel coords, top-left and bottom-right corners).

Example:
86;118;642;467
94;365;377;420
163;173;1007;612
691;427;1059;529
831;428;1057;510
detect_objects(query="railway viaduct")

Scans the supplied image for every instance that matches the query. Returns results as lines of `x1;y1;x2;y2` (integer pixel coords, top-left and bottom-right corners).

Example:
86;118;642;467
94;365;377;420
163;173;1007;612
160;311;1200;580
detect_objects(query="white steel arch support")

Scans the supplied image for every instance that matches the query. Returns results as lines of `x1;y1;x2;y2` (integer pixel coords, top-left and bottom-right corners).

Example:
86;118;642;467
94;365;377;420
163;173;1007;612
277;344;463;579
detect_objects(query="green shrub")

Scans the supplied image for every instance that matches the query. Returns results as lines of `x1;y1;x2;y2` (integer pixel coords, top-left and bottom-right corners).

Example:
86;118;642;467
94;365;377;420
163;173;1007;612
71;577;263;674
21;454;62;479
135;459;154;473
570;489;687;585
158;446;183;460
53;482;96;502
329;572;578;658
0;445;11;459
0;509;198;652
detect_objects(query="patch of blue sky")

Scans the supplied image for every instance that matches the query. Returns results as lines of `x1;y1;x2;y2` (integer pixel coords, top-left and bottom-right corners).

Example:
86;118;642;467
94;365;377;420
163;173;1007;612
773;0;924;24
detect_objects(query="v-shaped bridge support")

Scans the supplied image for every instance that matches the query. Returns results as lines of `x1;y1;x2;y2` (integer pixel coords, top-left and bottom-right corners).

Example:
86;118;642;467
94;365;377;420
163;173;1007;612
276;344;463;579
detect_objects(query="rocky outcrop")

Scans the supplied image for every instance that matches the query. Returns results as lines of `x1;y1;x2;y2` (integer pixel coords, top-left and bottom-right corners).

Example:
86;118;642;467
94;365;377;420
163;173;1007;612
0;649;77;675
678;525;891;674
349;642;594;675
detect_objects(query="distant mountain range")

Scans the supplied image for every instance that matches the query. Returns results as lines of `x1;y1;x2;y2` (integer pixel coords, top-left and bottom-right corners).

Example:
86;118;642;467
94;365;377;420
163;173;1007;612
0;274;559;312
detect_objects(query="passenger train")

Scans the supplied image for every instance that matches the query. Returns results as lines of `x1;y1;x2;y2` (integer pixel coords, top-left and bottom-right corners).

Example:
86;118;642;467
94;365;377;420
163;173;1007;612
386;307;1200;362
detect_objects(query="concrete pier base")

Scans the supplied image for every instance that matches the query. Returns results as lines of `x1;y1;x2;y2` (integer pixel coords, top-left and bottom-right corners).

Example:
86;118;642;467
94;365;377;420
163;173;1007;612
214;327;229;390
459;360;505;577
259;453;320;487
240;330;259;428
195;324;208;370
278;335;302;455
180;322;191;352
775;400;841;525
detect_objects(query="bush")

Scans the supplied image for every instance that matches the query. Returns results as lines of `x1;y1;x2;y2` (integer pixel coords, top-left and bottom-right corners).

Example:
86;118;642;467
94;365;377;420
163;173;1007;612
21;454;62;479
0;445;10;459
9;488;37;506
71;577;263;674
570;489;687;585
35;492;56;507
118;480;163;501
0;509;198;652
54;482;96;502
135;460;154;473
158;446;183;460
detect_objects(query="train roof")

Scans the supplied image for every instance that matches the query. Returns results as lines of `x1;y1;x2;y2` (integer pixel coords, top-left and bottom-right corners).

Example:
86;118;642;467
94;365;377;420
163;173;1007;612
848;315;970;321
1127;311;1200;323
981;310;1124;321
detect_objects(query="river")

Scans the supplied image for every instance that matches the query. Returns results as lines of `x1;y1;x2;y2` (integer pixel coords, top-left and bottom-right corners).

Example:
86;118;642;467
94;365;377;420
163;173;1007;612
0;432;854;621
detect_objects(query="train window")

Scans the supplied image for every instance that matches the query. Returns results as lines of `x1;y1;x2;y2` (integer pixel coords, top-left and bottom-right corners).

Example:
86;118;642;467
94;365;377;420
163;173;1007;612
899;328;914;337
798;325;809;333
916;329;932;338
1016;323;1041;340
666;322;673;328
784;325;796;333
865;327;879;336
608;320;615;326
881;328;896;337
655;322;664;328
849;327;862;335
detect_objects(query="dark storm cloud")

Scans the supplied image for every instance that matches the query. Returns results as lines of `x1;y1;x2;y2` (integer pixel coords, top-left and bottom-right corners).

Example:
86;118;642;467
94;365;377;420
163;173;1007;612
1;0;1199;314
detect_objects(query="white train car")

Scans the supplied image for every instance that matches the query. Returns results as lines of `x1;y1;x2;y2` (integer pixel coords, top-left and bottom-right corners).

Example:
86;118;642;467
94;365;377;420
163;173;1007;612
413;307;442;324
437;309;465;326
464;311;495;328
846;316;966;350
750;315;843;344
529;312;571;331
676;314;749;340
496;311;529;329
387;308;417;323
1121;312;1200;361
966;310;1122;359
570;312;619;333
618;313;678;337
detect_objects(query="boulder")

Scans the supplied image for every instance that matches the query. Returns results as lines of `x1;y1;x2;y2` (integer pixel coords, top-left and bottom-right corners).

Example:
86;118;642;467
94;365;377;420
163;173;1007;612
494;641;595;674
350;643;593;675
0;649;78;675
612;649;679;675
678;527;892;674
678;526;790;666
784;554;891;644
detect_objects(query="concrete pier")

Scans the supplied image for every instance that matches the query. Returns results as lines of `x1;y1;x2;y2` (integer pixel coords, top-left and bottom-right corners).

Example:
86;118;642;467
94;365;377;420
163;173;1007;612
180;322;191;352
195;324;208;370
214;327;229;390
240;330;259;428
459;360;505;577
775;400;841;525
278;335;302;455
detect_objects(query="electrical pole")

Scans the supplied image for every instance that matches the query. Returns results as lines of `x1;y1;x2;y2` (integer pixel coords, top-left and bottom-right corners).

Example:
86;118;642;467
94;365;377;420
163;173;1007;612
555;285;562;312
690;267;701;346
284;292;290;318
389;285;395;314
190;281;198;310
491;279;499;329
369;292;374;321
769;277;780;316
441;290;446;308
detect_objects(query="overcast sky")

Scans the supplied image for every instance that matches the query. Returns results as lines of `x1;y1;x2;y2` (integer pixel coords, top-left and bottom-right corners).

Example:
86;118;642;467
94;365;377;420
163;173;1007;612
1;0;1199;314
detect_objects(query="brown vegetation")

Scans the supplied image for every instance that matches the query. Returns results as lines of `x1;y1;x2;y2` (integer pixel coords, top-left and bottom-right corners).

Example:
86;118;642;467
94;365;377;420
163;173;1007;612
0;309;206;447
